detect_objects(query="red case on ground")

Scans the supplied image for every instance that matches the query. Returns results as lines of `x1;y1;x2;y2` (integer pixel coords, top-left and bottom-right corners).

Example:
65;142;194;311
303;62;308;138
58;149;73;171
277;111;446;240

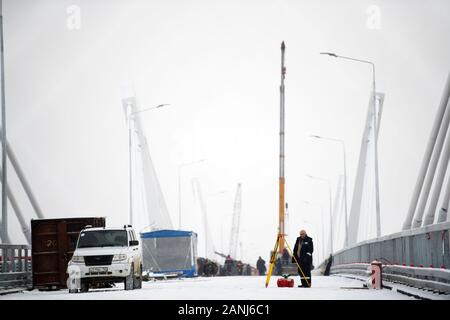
277;277;294;287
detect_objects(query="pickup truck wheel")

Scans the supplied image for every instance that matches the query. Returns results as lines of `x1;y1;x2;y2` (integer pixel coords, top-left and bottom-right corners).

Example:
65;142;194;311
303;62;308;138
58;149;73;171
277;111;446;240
133;264;142;289
124;264;134;290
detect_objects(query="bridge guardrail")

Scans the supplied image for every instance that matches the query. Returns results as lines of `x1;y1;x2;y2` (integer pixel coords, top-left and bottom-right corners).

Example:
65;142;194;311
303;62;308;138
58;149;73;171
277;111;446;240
330;263;371;278
329;222;450;294
383;265;450;294
0;244;32;291
330;263;450;294
332;222;450;269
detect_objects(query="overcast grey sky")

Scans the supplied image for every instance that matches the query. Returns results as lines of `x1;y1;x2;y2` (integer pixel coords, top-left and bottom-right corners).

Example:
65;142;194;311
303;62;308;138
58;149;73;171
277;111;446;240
3;0;450;265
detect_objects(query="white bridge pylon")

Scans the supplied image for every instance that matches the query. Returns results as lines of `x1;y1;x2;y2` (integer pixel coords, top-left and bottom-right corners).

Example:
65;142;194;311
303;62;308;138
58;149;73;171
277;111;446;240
122;96;173;233
348;92;384;245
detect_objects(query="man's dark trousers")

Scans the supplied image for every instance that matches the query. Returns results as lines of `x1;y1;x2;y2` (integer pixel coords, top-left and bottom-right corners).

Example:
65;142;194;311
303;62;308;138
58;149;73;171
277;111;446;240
298;262;311;287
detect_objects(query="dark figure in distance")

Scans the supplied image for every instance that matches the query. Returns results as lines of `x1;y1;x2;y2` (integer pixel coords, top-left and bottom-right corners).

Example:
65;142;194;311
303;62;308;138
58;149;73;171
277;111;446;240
281;248;290;265
292;229;313;287
256;256;266;276
275;257;282;275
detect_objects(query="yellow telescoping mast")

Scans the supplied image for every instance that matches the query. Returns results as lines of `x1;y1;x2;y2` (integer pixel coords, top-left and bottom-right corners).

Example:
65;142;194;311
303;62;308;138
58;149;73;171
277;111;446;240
265;42;287;288
278;41;286;254
266;43;309;288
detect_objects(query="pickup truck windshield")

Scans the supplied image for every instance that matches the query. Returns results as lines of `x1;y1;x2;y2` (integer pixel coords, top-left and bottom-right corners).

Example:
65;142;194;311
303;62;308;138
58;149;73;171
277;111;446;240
77;230;128;248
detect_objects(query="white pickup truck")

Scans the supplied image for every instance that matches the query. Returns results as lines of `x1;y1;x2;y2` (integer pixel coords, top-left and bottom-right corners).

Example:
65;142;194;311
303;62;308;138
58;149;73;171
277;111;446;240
67;225;143;292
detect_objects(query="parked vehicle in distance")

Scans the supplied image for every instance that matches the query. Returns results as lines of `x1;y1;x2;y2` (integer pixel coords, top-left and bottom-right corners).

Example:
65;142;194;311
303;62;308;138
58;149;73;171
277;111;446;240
67;225;142;293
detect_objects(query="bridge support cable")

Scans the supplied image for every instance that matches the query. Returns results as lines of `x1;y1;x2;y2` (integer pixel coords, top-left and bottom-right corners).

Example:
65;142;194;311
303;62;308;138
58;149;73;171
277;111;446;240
0;134;44;221
0;217;9;243
0;166;30;244
424;97;450;226
228;183;242;259
413;81;450;228
403;72;450;230
0;133;44;244
333;175;345;249
437;175;450;223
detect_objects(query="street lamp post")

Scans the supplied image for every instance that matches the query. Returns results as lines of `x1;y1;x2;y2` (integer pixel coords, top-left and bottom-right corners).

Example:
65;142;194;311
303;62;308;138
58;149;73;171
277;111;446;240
306;174;333;254
303;200;325;263
320;52;381;237
178;159;205;230
310;135;348;247
127;103;169;226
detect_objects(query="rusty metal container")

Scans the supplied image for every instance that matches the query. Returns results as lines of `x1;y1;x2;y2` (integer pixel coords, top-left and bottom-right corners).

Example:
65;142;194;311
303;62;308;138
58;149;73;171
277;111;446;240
31;217;105;289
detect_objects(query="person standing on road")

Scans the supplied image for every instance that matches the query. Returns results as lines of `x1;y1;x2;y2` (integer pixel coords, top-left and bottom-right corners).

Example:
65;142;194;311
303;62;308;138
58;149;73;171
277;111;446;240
275;257;282;275
256;256;266;275
292;229;313;287
282;248;290;265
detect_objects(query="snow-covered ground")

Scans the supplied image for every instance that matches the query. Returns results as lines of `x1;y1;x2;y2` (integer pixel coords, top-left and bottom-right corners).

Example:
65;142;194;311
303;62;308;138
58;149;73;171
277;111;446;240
1;275;418;300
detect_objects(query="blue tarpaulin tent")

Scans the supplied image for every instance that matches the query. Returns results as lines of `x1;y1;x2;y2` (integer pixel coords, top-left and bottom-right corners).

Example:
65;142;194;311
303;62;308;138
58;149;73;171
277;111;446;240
140;230;198;277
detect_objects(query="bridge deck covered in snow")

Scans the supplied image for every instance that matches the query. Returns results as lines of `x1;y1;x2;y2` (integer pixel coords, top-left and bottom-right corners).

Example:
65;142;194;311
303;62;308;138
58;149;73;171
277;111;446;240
1;275;424;300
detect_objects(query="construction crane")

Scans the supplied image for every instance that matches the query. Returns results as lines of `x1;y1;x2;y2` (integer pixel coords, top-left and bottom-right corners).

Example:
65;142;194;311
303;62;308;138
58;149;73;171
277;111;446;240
228;183;242;259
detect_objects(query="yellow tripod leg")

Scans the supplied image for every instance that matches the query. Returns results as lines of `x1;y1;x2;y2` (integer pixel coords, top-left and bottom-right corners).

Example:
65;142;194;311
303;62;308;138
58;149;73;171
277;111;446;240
265;263;275;288
285;240;310;288
264;235;280;288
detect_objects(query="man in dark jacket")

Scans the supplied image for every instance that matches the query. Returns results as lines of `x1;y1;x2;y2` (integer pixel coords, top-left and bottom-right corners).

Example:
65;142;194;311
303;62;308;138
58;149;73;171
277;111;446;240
292;229;313;287
256;256;266;275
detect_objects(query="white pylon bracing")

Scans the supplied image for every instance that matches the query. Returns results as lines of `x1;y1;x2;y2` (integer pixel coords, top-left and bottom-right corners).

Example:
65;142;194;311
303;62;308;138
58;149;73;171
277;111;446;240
228;183;242;259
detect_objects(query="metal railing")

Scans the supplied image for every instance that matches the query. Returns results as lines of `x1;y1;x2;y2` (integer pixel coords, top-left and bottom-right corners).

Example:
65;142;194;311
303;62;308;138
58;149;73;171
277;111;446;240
333;221;450;268
329;222;450;294
330;263;371;278
383;265;450;293
330;262;450;294
0;244;32;291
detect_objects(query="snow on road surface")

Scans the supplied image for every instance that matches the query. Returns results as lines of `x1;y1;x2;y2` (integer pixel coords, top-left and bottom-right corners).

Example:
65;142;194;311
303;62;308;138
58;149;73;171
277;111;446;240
1;275;415;300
